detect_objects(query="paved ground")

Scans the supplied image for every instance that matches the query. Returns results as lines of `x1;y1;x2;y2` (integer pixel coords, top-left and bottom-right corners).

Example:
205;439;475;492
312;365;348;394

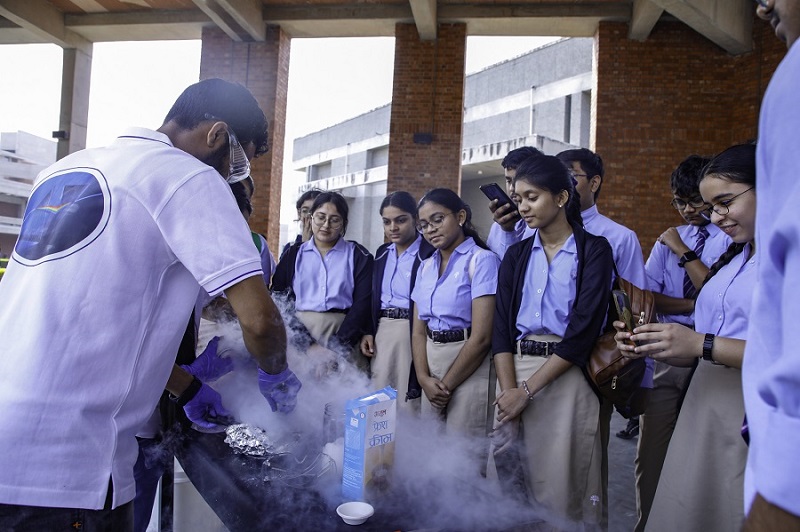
608;412;639;532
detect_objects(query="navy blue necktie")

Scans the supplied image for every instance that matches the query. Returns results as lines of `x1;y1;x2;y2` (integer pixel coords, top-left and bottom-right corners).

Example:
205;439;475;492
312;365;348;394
683;227;708;299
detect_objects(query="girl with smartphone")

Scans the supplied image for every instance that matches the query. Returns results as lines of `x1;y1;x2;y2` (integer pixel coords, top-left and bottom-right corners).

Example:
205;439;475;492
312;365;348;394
614;143;756;531
361;191;434;411
491;152;613;528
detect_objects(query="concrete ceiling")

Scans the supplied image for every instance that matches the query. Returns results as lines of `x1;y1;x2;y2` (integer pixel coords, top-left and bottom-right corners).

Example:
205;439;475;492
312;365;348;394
0;0;753;55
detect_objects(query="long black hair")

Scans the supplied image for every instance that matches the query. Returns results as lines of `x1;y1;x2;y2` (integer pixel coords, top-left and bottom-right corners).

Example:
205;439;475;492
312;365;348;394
700;143;756;288
417;188;490;250
513;152;583;233
380;190;418;218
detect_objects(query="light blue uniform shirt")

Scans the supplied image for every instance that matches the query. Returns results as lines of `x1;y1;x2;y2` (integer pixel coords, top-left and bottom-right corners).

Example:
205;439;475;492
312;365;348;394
744;40;800;516
487;219;534;259
644;223;730;326
582;205;647;289
294;237;355;311
516;232;577;339
412;237;500;331
380;236;422;310
693;244;756;339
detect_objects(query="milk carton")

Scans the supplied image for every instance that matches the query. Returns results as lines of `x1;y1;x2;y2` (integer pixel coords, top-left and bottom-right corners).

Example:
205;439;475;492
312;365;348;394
341;386;397;501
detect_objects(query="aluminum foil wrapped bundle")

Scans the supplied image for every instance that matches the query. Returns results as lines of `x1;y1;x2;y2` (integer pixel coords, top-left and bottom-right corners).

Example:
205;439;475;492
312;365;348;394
224;423;276;457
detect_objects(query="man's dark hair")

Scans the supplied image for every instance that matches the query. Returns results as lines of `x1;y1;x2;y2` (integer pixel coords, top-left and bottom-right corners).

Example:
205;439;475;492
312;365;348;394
556;148;604;200
296;188;323;211
230;180;252;217
163;78;269;157
670;155;712;199
501;146;542;170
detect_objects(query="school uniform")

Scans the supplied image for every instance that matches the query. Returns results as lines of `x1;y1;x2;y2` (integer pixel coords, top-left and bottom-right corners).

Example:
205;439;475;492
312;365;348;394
493;227;613;527
646;245;755;532
271;236;373;370
411;237;500;438
369;236;435;406
635;223;730;531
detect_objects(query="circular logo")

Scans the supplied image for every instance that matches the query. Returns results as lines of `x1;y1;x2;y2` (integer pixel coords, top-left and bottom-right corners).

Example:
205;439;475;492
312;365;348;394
14;168;111;265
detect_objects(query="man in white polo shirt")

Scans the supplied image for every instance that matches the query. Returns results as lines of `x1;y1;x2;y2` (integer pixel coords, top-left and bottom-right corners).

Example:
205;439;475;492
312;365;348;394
0;78;301;530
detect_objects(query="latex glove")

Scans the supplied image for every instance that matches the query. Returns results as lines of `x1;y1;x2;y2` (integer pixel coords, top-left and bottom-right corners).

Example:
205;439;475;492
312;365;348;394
258;367;302;414
182;381;233;429
180;336;234;382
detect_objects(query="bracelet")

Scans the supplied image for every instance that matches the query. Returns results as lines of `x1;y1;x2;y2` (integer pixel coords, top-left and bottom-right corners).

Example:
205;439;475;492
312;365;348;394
521;381;535;402
170;377;202;407
702;333;715;361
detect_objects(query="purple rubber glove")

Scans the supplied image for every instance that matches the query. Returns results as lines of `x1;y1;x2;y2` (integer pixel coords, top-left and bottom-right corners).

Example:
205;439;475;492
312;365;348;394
180;336;234;383
258;367;302;414
183;381;233;429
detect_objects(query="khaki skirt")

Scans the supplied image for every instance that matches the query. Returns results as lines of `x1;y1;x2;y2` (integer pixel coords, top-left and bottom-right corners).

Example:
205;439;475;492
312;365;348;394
371;317;419;413
296;310;369;373
645;361;746;532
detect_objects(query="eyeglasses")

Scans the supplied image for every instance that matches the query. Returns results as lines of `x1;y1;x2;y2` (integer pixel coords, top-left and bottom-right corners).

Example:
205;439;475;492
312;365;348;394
312;212;343;228
226;130;251;184
571;173;588;179
702;187;754;219
671;197;708;210
416;212;454;233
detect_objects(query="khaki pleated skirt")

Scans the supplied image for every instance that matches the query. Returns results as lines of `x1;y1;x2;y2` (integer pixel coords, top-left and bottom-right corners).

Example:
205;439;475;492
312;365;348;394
421;337;492;440
296;310;370;372
494;347;604;530
645;362;746;532
371;317;419;413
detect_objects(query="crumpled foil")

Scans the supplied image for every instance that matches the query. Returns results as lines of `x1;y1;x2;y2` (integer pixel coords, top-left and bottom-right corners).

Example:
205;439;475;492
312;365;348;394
224;423;276;456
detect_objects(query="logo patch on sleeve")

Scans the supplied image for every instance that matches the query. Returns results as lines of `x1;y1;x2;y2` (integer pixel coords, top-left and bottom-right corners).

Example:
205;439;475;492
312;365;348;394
15;168;111;265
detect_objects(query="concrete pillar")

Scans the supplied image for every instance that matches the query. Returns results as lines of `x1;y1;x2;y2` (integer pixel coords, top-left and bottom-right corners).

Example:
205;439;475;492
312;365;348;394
199;25;290;257
387;23;466;203
56;44;92;159
592;18;782;256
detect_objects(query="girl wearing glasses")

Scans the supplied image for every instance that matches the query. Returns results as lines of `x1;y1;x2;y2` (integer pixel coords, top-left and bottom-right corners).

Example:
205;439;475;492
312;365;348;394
491;153;613;528
360;191;435;412
272;191;374;377
410;188;500;442
615;143;756;531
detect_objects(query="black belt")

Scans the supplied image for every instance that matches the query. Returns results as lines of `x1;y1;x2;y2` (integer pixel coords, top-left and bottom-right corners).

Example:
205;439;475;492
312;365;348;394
324;308;348;314
380;307;410;320
518;340;559;357
427;327;471;344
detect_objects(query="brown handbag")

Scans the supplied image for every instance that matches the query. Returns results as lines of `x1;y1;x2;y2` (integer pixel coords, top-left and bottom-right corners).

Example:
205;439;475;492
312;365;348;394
588;277;655;418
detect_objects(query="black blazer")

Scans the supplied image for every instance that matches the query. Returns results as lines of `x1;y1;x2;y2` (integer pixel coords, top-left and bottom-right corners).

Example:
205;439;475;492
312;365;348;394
368;236;436;336
493;227;613;368
271;239;374;349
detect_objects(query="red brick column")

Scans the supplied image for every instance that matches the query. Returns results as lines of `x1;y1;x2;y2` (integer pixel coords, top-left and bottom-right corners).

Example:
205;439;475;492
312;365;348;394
388;23;466;202
593;18;783;256
200;26;290;256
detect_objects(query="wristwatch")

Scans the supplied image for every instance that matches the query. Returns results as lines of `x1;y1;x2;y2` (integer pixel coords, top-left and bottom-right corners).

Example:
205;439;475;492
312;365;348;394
702;333;715;361
678;250;699;268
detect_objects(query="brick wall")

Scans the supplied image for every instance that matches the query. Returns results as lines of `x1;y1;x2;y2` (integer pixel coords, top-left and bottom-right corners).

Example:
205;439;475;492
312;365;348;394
200;26;290;257
594;18;784;258
387;23;466;203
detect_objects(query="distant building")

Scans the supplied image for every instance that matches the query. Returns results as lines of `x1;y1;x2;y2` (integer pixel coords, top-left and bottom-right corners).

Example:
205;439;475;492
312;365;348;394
290;37;593;251
0;131;57;257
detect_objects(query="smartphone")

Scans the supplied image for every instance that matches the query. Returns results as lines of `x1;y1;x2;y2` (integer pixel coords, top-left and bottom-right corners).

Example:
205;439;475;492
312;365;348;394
612;289;637;347
479;183;518;215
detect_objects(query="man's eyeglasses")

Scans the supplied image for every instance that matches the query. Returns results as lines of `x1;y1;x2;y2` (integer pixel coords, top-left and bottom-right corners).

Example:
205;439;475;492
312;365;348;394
671;197;707;210
226;130;250;184
416;212;454;233
702;187;754;220
312;212;344;228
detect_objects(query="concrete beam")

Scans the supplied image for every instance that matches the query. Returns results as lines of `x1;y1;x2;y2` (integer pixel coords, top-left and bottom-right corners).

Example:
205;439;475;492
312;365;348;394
652;0;753;54
0;0;90;49
64;10;210;42
192;0;251;41
217;0;265;41
629;0;663;41
409;0;437;41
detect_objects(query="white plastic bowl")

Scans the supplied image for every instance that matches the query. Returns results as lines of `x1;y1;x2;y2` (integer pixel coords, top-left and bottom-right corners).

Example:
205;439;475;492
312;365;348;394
336;501;374;526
